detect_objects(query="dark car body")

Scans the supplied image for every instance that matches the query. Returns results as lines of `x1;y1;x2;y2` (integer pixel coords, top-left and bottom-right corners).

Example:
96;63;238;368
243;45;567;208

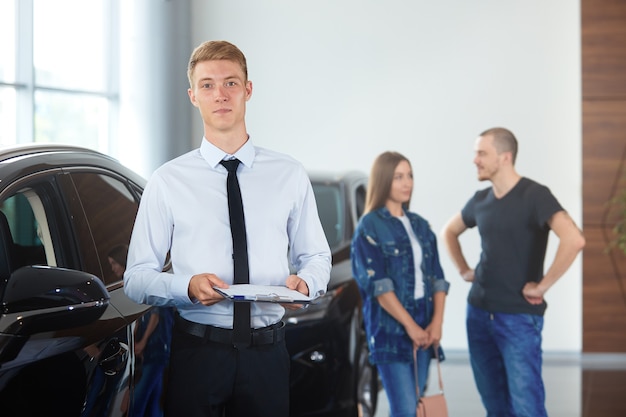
0;144;150;416
285;171;378;417
0;145;375;416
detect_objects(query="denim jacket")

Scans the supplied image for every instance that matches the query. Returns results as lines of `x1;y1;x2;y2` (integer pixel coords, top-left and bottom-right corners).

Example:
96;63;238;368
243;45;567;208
351;207;450;364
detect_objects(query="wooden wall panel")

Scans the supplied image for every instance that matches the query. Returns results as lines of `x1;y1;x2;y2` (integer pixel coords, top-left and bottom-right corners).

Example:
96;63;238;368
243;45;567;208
582;230;626;351
582;0;626;352
582;0;626;98
582;101;626;226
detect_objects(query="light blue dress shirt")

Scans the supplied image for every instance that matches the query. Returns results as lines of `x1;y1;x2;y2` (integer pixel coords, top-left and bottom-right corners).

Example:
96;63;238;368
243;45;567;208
124;138;331;329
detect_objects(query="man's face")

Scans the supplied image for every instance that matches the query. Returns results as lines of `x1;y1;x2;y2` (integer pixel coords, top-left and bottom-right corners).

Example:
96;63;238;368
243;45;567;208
187;59;252;135
473;135;504;181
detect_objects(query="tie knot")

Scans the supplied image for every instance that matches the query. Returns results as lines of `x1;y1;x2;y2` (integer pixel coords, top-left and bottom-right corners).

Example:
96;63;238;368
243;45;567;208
220;158;240;173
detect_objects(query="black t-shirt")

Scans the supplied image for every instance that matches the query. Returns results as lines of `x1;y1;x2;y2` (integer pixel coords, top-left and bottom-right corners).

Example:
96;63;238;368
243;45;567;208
461;177;563;315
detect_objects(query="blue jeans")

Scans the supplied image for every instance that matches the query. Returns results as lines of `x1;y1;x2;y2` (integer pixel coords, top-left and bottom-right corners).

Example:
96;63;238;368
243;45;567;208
132;361;167;417
377;347;432;417
466;304;547;417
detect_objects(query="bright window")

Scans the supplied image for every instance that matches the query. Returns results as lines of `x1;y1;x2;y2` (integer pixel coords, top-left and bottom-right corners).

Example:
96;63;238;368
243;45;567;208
33;0;107;91
0;0;117;151
0;1;16;83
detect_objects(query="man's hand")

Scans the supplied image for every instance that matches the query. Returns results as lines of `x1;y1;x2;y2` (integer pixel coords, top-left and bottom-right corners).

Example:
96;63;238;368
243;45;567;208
461;269;475;283
285;274;309;295
283;274;310;310
188;273;229;306
522;281;545;305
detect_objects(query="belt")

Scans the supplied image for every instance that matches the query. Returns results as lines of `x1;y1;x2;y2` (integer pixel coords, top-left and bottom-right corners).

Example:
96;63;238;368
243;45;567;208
174;313;285;347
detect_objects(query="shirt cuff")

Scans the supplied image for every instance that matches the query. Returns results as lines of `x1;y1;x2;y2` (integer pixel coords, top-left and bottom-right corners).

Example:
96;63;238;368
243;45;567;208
171;274;197;304
433;279;450;295
373;278;395;297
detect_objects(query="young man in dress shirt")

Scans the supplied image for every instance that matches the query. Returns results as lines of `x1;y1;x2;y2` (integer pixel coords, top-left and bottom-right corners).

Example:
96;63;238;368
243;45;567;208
124;40;331;417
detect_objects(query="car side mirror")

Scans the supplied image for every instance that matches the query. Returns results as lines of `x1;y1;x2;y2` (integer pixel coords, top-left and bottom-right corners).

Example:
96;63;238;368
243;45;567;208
1;265;110;334
0;265;110;363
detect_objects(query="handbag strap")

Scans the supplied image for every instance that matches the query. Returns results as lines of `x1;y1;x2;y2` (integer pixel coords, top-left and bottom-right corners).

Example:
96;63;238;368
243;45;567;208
413;346;445;398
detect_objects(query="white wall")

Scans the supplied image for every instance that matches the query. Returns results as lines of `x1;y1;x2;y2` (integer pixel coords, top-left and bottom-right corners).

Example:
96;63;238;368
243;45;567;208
190;0;582;351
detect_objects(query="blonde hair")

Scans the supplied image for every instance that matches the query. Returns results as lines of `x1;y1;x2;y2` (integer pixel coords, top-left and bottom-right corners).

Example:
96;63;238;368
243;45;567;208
187;40;248;88
364;151;412;214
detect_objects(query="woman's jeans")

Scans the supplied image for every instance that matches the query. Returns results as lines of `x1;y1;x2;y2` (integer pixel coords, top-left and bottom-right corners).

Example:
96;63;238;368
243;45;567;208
377;347;431;417
466;304;547;417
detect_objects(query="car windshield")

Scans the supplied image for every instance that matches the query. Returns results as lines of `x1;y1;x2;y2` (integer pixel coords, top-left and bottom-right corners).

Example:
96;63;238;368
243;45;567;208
311;183;344;250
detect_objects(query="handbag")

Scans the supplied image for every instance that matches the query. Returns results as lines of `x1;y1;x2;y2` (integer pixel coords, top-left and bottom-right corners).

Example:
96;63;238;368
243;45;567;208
414;346;449;417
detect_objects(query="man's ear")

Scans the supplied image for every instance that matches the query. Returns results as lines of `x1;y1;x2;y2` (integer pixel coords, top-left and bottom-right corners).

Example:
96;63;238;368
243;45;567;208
188;88;199;108
245;80;253;101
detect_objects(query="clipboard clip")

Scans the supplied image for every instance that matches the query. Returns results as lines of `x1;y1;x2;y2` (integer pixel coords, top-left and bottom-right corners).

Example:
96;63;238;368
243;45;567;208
255;293;294;303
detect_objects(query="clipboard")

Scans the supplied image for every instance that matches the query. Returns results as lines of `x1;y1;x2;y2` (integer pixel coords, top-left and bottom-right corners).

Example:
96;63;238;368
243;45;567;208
214;284;317;304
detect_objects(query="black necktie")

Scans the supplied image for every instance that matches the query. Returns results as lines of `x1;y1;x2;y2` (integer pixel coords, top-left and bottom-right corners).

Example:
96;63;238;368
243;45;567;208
220;159;251;347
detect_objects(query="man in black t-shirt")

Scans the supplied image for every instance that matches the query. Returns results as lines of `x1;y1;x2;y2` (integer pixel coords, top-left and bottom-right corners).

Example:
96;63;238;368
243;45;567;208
441;127;585;417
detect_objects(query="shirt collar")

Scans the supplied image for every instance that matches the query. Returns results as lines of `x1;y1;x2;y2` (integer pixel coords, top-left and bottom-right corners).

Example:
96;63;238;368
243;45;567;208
378;206;393;219
200;137;255;169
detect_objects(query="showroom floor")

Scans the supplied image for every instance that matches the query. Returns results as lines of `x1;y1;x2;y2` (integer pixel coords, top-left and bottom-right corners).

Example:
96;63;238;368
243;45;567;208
373;351;626;417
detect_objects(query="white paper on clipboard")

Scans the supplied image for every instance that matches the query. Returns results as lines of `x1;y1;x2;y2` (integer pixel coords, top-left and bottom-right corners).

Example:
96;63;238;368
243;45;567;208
214;284;318;303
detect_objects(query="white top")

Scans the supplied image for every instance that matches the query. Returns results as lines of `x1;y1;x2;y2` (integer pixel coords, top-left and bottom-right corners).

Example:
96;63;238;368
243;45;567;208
124;138;331;328
398;215;424;299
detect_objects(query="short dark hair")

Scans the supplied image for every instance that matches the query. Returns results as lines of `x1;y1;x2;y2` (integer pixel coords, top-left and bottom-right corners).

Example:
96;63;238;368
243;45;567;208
479;127;518;164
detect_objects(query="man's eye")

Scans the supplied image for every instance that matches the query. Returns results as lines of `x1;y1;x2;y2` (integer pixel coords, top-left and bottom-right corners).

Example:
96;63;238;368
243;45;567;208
226;81;237;87
202;83;213;89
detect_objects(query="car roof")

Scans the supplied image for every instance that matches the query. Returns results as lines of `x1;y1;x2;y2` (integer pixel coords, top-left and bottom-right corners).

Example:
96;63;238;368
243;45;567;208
0;143;146;190
0;143;110;162
307;170;367;186
0;145;367;190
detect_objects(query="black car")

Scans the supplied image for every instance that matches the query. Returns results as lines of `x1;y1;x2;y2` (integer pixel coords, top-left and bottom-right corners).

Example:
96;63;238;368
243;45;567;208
0;144;151;416
285;171;378;417
0;144;376;416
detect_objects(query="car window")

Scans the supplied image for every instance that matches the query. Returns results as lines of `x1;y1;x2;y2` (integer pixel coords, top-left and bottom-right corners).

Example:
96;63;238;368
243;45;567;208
1;172;115;281
69;172;139;286
355;184;366;220
0;191;50;275
312;183;344;250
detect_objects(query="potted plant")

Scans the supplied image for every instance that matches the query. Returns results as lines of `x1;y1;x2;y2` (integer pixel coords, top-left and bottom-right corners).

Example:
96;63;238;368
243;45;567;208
605;145;626;257
607;185;626;256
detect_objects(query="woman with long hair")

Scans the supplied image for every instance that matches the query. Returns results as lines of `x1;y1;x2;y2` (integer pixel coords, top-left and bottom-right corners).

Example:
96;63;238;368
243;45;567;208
351;151;449;417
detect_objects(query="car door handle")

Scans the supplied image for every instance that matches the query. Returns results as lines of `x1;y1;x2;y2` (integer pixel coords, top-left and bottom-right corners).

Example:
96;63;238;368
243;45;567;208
99;339;129;376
